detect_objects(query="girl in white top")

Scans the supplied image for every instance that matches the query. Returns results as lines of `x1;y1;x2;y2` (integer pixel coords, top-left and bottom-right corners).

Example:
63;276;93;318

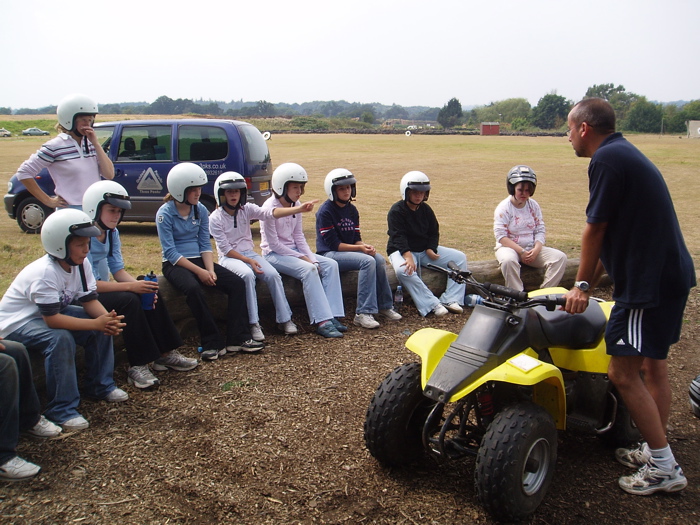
494;165;567;291
209;172;317;341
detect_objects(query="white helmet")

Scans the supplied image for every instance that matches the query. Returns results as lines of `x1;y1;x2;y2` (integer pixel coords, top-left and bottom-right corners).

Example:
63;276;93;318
324;168;357;202
214;172;247;209
41;208;100;263
400;171;431;201
690;374;700;418
167;163;208;204
57;93;98;132
507;165;537;196
82;180;131;229
271;162;308;203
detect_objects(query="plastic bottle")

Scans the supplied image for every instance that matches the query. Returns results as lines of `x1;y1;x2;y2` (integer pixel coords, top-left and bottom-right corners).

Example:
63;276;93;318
465;294;484;307
394;285;404;312
141;271;157;310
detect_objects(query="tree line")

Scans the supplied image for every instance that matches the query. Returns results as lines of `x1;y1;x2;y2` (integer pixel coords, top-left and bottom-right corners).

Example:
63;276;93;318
2;84;697;133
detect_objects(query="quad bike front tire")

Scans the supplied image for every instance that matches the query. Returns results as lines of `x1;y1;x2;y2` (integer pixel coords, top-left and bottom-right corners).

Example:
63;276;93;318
364;362;437;467
475;402;558;522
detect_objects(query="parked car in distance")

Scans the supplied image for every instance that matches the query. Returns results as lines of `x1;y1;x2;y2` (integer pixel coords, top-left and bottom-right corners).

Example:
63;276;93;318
5;118;273;233
0;128;11;137
22;127;50;136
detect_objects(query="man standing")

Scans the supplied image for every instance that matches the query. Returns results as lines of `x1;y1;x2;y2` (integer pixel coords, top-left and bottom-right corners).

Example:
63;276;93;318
563;97;696;495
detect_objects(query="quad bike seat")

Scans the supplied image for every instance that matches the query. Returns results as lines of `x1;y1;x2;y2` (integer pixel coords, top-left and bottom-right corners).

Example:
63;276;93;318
534;299;607;349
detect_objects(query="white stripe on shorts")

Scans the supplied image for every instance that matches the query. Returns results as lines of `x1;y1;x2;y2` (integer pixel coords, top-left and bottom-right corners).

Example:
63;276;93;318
627;309;644;353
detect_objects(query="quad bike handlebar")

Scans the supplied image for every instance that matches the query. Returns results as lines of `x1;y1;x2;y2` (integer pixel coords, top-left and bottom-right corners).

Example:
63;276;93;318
426;262;567;311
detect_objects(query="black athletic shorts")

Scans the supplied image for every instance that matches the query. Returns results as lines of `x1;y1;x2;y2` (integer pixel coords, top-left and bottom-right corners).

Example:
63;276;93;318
605;292;689;360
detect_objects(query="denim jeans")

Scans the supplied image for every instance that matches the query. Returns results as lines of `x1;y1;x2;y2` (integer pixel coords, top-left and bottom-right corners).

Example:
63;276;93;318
389;246;467;316
323;251;393;314
264;251;344;324
7;305;116;425
0;341;41;465
219;251;293;324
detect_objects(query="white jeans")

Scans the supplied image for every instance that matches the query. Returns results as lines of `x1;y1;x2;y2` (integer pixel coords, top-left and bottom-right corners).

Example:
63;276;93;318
495;246;568;291
218;251;293;324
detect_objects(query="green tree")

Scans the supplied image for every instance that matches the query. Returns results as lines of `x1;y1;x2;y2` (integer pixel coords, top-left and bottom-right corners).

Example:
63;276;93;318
437;98;463;129
622;98;663;132
531;93;571;129
361;111;375;124
255;100;275;117
584;84;640;126
384;104;409;120
0;107;11;115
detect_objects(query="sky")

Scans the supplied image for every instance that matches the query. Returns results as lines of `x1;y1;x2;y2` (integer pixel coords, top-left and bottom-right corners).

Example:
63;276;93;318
1;0;698;110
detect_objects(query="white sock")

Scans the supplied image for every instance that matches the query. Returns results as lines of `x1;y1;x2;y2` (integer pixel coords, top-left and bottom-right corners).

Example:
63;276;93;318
649;444;676;471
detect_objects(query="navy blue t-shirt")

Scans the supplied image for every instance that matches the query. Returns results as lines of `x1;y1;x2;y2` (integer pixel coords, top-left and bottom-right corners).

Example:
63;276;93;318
587;133;695;308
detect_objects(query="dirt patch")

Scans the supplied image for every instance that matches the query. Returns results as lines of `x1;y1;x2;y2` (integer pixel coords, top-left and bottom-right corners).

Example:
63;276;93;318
2;287;700;524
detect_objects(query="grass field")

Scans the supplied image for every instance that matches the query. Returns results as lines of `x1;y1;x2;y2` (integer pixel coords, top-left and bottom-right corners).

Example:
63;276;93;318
1;128;698;295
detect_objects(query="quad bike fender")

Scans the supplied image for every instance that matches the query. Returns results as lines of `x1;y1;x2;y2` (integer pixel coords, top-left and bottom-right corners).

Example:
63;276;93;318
405;328;458;385
451;351;566;430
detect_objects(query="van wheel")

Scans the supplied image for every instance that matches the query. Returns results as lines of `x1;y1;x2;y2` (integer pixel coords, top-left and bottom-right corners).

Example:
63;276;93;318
200;196;216;215
16;197;52;234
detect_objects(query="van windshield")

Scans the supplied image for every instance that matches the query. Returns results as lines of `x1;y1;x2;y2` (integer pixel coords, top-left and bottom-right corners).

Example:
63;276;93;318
237;124;271;164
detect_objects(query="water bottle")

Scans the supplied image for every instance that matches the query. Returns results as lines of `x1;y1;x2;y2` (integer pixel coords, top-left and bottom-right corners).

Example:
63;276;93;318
394;285;404;312
466;294;483;307
141;271;157;310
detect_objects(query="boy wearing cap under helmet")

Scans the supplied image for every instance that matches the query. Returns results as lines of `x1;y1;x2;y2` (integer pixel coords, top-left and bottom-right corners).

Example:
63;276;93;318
0;209;127;433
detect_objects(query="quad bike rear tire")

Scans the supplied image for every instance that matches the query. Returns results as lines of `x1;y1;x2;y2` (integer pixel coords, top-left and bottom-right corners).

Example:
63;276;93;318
475;402;557;522
364;362;437;467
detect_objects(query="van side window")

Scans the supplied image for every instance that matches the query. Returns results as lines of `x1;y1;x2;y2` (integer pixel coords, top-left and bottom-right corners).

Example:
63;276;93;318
95;126;115;155
178;125;228;161
237;124;271;164
118;126;172;161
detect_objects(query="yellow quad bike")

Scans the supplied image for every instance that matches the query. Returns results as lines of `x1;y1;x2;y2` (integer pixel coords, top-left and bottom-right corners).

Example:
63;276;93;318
364;263;640;522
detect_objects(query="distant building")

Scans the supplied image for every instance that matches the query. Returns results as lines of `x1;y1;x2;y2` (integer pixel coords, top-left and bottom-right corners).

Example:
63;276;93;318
688;120;700;138
480;122;500;135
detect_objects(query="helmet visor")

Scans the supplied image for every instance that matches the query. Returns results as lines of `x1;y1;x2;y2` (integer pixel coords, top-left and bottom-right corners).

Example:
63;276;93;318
407;181;431;192
70;221;101;237
332;174;357;187
104;192;132;210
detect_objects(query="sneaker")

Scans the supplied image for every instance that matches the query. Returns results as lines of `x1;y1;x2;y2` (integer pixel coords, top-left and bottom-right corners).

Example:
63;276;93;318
26;416;62;438
104;388;129;403
317;321;343;338
431;304;449;317
618;461;687;495
278;320;298;335
62;416;89;432
443;302;463;314
127;365;160;389
200;348;225;361
0;456;41;481
616;442;651;469
227;339;265;354
378;308;402;321
152;350;199;372
250;323;265;342
354;313;380;329
331;318;348;332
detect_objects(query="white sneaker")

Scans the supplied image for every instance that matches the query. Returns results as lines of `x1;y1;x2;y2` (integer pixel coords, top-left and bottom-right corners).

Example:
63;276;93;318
431;304;449;317
0;456;41;481
152;349;199;371
278;320;298;335
443;302;463;314
378;308;402;321
26;415;62;438
62;416;89;432
250;323;265;342
127;365;160;389
105;388;129;403
354;313;380;329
